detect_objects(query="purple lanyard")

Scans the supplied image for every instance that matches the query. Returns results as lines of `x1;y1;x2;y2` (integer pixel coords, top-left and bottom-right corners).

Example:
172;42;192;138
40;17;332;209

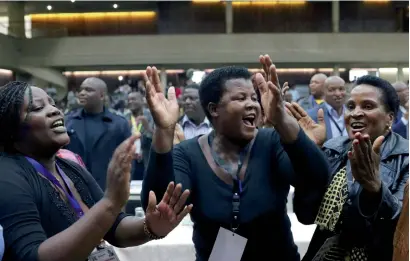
25;157;84;219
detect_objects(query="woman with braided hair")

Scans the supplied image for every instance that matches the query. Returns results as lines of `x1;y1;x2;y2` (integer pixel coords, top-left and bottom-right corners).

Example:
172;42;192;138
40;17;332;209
0;81;192;261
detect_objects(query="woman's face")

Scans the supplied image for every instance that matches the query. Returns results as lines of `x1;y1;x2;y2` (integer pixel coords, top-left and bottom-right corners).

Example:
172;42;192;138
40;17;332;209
18;87;70;152
212;78;261;141
345;84;394;142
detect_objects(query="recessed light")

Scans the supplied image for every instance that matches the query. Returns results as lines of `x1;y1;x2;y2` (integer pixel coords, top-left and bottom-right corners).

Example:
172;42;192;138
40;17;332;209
47;5;52;11
113;3;118;9
118;76;123;81
71;0;76;2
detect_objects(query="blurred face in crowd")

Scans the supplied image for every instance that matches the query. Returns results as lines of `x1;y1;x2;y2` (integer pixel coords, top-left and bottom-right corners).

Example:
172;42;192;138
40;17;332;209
393;81;409;106
77;77;106;113
16;87;69;154
128;92;144;113
182;87;204;122
309;74;327;99
210;78;261;142
345;84;393;142
324;76;346;111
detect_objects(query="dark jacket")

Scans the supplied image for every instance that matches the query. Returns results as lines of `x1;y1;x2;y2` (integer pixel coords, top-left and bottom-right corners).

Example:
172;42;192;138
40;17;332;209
303;132;409;261
393;117;408;139
298;95;321;111
64;108;131;190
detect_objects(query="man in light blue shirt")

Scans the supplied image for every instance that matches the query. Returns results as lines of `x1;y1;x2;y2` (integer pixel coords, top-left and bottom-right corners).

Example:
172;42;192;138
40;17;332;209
308;76;348;141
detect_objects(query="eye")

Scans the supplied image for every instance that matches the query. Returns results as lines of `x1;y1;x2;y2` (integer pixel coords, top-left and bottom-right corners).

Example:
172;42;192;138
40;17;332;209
364;104;374;110
31;106;43;112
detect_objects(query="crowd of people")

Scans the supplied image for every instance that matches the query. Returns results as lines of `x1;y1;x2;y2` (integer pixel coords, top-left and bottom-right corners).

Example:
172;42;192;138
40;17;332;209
0;54;407;261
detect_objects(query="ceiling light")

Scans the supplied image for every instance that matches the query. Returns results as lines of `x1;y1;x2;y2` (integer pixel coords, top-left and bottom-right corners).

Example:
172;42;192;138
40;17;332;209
113;3;118;9
118;76;123;81
71;0;75;2
47;5;52;11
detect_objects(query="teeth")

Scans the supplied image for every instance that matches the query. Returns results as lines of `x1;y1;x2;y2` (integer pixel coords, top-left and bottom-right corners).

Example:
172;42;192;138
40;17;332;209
51;120;64;128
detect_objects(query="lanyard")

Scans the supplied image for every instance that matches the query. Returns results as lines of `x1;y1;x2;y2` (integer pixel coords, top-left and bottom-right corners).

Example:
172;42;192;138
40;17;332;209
25;157;84;218
131;115;143;134
327;109;345;136
208;132;248;232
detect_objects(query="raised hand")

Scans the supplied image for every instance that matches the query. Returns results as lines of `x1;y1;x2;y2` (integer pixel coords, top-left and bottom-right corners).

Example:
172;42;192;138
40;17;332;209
143;66;180;129
104;134;140;210
145;182;192;237
348;133;384;193
285;102;327;146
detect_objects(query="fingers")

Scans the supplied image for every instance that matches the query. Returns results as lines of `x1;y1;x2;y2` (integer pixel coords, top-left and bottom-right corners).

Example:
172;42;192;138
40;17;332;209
151;66;162;94
173;189;190;214
281;82;289;96
254;73;268;94
267;81;281;102
291;102;308;118
168;183;182;209
144;66;157;109
372;135;385;155
167;86;177;103
269;64;280;89
146;191;157;214
160;182;175;205
317;108;325;126
177;204;193;223
259;55;271;81
285;102;302;120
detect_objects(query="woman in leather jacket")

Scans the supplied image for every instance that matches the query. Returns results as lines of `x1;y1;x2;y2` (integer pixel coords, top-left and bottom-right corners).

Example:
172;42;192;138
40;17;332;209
287;75;409;261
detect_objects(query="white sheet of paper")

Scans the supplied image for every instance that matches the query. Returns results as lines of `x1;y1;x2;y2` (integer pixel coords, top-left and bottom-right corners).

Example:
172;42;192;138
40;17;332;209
88;246;120;261
208;227;248;261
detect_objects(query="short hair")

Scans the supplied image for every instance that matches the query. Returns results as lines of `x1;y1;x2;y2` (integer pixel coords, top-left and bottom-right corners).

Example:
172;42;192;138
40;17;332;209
0;81;31;151
199;66;252;120
184;83;200;90
354;75;399;117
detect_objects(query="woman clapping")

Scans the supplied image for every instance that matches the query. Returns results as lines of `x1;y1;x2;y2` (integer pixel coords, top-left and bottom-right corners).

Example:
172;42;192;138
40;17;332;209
0;81;191;261
141;57;330;261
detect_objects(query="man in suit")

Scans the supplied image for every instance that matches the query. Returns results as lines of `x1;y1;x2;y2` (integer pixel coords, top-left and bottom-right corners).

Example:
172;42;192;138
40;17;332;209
65;77;132;190
308;76;347;141
298;73;327;111
392;81;409;139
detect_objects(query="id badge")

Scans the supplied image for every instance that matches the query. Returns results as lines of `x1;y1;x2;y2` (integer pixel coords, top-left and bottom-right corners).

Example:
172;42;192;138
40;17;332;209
208;227;248;261
88;246;120;261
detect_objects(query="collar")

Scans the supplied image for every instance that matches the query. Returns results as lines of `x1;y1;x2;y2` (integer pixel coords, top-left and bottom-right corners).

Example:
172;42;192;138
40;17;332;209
71;107;113;122
182;115;210;127
324;102;345;117
323;131;408;160
400;106;407;114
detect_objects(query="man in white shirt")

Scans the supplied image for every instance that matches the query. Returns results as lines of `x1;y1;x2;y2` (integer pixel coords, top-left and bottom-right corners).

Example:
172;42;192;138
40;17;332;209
308;76;348;141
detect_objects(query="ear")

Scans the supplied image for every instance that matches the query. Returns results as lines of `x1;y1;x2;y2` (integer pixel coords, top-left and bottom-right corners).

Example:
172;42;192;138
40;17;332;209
208;102;219;118
387;111;394;127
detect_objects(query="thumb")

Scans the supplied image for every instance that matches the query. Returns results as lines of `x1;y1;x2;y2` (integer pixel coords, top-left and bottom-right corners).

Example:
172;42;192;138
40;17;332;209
146;191;157;214
255;73;268;94
167;86;177;103
372;136;385;155
317;109;325;126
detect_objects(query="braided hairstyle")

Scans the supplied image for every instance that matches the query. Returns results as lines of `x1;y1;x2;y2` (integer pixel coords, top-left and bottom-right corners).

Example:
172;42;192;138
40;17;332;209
0;81;32;152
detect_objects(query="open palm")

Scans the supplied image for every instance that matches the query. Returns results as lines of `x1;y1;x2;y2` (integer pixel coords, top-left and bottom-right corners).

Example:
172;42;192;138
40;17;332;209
145;182;192;237
143;66;180;129
285;102;327;146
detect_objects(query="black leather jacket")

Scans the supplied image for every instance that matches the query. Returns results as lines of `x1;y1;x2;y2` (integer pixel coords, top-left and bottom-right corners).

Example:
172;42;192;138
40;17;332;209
303;132;409;261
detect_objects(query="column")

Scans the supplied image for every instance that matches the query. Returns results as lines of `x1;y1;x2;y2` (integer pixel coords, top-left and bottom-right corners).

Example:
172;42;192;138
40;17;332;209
332;64;340;76
397;66;404;81
331;0;340;33
160;68;167;93
7;2;25;38
225;1;233;34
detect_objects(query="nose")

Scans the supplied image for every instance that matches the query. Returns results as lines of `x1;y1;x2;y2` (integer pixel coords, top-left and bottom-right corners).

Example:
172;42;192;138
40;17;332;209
47;105;62;117
350;106;364;118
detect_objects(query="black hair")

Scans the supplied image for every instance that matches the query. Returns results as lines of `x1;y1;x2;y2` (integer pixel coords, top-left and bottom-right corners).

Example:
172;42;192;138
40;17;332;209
199;66;252;120
0;81;32;151
354;75;399;117
184;83;200;90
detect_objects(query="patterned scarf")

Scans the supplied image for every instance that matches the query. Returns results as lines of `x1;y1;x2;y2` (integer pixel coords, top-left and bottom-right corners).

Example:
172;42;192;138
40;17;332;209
314;166;368;261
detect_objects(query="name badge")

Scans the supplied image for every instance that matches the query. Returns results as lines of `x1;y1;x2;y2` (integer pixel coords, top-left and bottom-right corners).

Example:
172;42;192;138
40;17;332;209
88;246;120;261
209;227;248;261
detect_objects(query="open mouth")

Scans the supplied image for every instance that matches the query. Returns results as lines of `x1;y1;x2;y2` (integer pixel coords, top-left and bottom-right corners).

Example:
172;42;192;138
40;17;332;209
350;122;366;132
50;119;67;133
242;114;256;128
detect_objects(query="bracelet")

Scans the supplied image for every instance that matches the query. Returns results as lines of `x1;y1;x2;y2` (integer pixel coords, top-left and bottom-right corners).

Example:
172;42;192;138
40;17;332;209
143;219;165;240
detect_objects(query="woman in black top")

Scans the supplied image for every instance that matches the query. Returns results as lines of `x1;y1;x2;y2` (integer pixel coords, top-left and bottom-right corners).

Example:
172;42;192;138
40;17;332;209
286;75;409;260
141;56;330;261
0;81;192;261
